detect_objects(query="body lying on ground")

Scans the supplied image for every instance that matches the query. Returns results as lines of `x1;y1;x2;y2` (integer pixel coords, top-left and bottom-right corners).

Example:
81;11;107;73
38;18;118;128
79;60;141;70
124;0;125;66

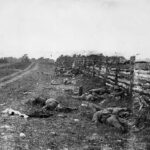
42;98;59;110
56;104;77;113
133;94;150;130
89;87;109;95
110;85;125;98
80;102;102;112
73;85;125;102
72;92;95;101
27;97;77;118
92;107;130;133
28;109;54;118
72;88;108;101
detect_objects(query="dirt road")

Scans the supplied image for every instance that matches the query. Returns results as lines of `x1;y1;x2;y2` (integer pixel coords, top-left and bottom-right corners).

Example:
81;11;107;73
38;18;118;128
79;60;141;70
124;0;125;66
0;62;96;150
0;62;38;149
0;62;37;88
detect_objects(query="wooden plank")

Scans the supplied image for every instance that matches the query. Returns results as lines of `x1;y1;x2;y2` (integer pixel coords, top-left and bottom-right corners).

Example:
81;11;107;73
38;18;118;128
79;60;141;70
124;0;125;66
106;83;113;87
108;64;131;69
118;73;131;80
118;82;129;89
133;88;150;97
129;56;135;100
118;78;130;85
135;75;150;81
107;78;115;85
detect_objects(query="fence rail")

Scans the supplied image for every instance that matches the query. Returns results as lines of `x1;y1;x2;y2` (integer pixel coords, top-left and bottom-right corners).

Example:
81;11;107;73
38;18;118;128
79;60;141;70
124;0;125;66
56;55;150;99
79;56;150;99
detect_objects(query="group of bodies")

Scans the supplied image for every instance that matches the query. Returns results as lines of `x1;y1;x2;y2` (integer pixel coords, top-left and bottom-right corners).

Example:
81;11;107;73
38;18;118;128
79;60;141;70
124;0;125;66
73;85;131;133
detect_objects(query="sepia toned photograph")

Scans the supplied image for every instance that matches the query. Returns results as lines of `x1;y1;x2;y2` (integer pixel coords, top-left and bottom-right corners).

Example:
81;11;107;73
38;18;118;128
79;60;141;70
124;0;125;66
0;0;150;149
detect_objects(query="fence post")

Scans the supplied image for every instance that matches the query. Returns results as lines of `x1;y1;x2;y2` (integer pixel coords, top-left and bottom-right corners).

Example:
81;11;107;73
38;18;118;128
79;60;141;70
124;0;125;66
92;61;95;77
115;57;119;85
98;60;102;76
129;56;135;101
83;57;86;70
104;57;109;86
79;86;83;96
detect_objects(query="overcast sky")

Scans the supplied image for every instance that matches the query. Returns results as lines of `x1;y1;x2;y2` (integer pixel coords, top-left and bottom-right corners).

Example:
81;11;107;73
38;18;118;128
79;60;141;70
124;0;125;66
0;0;150;59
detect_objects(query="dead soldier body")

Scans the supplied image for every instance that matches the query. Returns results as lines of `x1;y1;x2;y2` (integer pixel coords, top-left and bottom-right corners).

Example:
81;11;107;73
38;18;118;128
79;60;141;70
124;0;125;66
92;107;130;133
89;87;109;95
28;98;77;118
110;85;125;99
72;87;108;101
133;95;150;130
72;91;99;101
28;98;59;118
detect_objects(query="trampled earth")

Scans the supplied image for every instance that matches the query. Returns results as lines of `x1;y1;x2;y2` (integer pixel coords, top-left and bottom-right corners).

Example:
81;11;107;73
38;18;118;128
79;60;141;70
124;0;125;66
0;62;148;150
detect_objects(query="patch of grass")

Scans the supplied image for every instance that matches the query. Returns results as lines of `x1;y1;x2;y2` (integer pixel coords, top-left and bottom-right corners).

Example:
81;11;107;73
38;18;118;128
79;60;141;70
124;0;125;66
0;61;31;70
0;61;31;79
0;63;144;150
0;68;18;78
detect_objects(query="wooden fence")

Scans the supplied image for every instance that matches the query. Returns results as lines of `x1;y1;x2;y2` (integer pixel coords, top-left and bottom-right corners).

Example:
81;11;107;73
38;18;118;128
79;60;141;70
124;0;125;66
78;56;150;100
56;55;150;100
81;56;133;97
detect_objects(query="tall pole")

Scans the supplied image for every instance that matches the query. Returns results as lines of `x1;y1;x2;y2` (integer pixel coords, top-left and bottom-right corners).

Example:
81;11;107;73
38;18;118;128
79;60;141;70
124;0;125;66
129;56;135;102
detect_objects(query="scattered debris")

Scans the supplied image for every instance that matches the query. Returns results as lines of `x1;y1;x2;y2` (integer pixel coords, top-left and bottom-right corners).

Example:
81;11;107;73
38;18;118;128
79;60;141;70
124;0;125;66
2;108;29;119
1;133;5;136
51;80;60;85
71;80;76;85
57;114;67;118
63;78;70;85
50;131;57;136
0;125;13;130
56;104;77;113
20;132;26;138
74;119;79;122
0;103;6;106
86;133;99;141
23;91;32;95
62;147;69;150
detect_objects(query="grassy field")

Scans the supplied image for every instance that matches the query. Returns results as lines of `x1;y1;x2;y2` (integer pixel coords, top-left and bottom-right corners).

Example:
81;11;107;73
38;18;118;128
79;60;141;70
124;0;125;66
0;62;148;150
0;61;31;79
0;68;18;78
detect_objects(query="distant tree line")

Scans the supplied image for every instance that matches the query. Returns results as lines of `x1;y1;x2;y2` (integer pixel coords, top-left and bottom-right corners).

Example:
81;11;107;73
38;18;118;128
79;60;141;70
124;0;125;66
55;53;127;69
0;54;30;64
0;58;8;63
